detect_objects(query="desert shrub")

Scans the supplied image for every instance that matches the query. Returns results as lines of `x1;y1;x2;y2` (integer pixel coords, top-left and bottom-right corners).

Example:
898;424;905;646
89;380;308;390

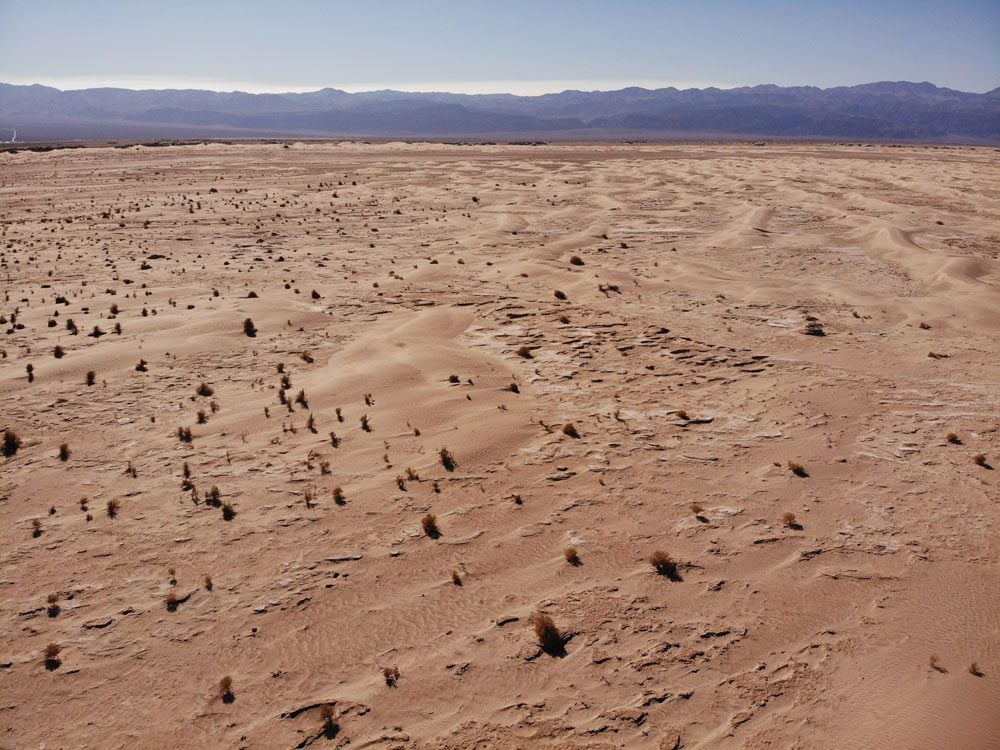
439;447;456;471
649;550;680;580
243;318;257;337
2;429;21;457
787;461;808;477
564;546;581;566
531;613;565;656
58;443;70;461
421;513;440;538
219;676;234;703
43;643;62;670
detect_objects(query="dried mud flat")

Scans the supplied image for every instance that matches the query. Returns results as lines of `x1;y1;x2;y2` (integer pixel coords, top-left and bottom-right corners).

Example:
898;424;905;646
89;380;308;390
1;141;998;749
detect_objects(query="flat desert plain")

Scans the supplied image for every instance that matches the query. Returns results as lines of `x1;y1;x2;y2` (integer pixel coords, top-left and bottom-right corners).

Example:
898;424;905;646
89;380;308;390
1;141;998;749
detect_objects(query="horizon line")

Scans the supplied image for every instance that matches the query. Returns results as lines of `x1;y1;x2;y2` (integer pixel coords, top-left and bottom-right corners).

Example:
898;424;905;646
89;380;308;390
2;76;991;97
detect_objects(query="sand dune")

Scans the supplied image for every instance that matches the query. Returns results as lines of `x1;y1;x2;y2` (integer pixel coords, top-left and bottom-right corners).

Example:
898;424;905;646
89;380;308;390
0;141;997;749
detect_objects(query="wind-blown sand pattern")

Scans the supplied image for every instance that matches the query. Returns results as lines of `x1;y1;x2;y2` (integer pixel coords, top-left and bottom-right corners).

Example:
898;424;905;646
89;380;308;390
1;141;998;749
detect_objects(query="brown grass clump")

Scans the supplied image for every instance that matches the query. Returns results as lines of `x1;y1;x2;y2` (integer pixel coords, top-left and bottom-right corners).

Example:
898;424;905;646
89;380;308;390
452;570;463;586
165;592;180;612
382;666;400;687
515;345;533;359
508;382;520;393
332;486;346;505
221;503;236;521
53;344;65;359
448;374;460;384
360;414;371;432
31;518;42;538
531;613;565;656
86;370;96;386
405;467;419;481
219;675;234;703
564;546;581;566
689;502;703;515
196;382;214;397
2;429;21;458
946;432;962;445
396;475;407;491
106;498;120;518
243;318;257;337
787;461;808;478
439;447;456;471
320;705;339;738
649;551;681;581
421;513;440;538
675;409;689;421
968;662;984;677
55;445;71;467
135;358;148;372
43;643;62;670
973;453;990;468
203;575;213;591
781;511;799;528
177;426;193;443
562;423;580;438
47;593;60;617
569;255;585;266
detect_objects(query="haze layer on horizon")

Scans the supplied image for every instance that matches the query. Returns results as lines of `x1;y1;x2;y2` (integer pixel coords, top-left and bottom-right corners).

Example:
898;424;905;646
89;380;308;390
1;0;998;95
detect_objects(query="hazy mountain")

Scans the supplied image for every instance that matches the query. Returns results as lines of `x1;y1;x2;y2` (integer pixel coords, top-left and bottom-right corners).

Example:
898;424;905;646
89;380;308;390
1;81;997;142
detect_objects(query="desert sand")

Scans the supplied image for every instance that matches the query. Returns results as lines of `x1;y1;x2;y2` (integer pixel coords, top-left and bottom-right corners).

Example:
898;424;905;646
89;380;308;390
1;140;998;749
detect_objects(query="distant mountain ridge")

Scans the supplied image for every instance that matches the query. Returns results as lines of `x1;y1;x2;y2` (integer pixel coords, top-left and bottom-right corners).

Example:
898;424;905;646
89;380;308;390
1;81;997;142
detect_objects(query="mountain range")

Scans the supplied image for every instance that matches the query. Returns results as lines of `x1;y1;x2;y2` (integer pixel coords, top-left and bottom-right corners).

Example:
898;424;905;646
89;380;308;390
1;81;998;143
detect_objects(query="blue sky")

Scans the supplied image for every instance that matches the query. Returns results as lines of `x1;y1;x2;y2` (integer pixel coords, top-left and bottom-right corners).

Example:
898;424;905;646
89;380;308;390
0;0;997;94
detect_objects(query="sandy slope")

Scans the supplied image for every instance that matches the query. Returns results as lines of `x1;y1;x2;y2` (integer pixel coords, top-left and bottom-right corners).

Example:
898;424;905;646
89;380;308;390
0;141;997;749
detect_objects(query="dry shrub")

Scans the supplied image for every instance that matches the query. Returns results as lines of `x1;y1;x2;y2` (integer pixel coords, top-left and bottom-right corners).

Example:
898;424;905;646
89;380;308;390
564;546;581;566
43;643;62;670
649;550;680;580
452;570;463;586
531;613;565;656
562;423;580;439
781;511;798;528
320;705;339;738
219;675;234;703
439;447;456;471
106;498;120;518
946;432;962;445
515;345;533;359
787;461;808;478
421;513;440;538
221;503;236;521
2;429;21;458
569;255;585;266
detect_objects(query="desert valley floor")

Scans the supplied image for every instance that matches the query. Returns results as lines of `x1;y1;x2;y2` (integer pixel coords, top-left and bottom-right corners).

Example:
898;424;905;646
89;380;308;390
1;141;998;749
